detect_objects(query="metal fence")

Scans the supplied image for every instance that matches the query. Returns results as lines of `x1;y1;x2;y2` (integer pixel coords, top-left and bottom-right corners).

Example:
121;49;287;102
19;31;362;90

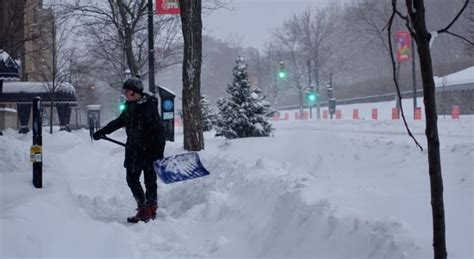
278;82;474;115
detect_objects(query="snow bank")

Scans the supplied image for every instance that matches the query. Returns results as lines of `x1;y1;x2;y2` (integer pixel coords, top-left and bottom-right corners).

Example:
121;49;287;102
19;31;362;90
434;66;474;87
0;114;472;258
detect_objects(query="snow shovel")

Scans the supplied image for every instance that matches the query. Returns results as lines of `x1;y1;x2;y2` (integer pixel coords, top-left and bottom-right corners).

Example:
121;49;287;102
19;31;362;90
91;130;210;184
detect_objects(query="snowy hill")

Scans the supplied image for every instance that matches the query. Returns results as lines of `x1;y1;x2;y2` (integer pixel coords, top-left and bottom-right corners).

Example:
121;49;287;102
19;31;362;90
0;109;472;258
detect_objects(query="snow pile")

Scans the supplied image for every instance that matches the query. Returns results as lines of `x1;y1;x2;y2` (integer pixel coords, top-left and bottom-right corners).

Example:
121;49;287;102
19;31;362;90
0;50;10;63
0;111;472;258
0;129;30;173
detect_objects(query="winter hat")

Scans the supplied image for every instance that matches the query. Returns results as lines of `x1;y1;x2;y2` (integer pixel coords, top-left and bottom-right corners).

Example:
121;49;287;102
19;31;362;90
123;77;144;94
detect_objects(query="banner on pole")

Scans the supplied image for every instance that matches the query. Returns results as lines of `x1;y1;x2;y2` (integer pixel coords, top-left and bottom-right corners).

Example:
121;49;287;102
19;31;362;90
156;0;180;15
396;31;411;62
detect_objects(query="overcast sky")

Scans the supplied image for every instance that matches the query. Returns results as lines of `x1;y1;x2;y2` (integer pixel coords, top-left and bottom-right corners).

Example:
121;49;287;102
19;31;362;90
203;0;342;49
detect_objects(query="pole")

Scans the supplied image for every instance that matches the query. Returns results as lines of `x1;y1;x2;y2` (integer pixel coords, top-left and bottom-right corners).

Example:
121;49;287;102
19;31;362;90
411;36;417;115
395;62;401;118
329;73;333;119
32;97;42;188
148;0;155;95
307;59;312;119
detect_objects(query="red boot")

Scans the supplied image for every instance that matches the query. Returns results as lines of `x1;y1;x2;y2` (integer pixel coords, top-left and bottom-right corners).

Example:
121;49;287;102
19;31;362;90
147;203;158;220
127;206;150;223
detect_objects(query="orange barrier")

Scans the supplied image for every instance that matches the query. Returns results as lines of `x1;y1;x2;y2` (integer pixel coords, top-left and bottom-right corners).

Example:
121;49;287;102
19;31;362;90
451;106;460;119
371;108;378;120
323;110;328;119
272;113;279;121
414;107;422;120
303;111;309;120
392;107;399;120
353;109;359;120
336;109;342;119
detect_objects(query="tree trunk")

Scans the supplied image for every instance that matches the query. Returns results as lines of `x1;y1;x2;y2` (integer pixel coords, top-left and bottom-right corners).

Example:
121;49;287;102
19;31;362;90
411;1;447;258
179;0;204;151
124;29;138;75
49;95;54;134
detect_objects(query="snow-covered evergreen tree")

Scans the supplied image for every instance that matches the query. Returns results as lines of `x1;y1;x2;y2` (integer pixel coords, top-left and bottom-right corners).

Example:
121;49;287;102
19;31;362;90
201;94;217;131
216;57;275;139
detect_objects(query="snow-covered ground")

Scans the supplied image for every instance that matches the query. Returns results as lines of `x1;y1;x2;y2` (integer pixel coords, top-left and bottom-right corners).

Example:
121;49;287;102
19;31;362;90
1;101;472;258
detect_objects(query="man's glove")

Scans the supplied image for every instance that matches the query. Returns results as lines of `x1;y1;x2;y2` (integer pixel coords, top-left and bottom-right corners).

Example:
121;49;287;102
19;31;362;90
92;130;105;140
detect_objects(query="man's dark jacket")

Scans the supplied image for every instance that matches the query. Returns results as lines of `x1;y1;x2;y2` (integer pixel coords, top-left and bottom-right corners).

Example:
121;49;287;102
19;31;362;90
98;93;166;167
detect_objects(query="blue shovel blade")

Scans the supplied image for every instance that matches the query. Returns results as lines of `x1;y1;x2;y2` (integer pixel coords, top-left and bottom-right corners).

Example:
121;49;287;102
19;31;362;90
153;152;210;184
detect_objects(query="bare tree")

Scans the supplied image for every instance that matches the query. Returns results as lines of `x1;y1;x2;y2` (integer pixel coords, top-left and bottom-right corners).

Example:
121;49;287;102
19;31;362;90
180;0;204;151
0;0;42;55
34;11;77;134
0;0;26;59
345;0;397;57
60;0;182;89
267;5;342;115
290;6;340;86
272;19;311;117
387;1;471;258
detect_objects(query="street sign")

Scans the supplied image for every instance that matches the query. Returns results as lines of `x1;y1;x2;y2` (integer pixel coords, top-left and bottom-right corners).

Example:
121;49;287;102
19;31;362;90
156;0;180;15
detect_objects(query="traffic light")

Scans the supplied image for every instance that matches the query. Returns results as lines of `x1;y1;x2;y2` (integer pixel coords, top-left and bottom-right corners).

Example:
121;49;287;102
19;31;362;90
119;102;126;112
119;95;126;112
326;86;333;99
278;61;286;79
306;91;318;105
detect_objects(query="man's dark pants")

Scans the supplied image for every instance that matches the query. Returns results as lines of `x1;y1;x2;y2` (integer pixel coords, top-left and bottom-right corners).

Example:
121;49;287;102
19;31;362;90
126;160;157;207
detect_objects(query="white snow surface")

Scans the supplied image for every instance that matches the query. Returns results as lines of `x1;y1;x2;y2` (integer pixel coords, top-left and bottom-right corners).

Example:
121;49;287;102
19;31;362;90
1;102;473;258
3;82;75;94
0;108;17;113
434;66;474;87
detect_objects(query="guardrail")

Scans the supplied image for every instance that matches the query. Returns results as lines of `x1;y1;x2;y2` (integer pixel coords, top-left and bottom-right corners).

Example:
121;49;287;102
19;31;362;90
277;82;474;112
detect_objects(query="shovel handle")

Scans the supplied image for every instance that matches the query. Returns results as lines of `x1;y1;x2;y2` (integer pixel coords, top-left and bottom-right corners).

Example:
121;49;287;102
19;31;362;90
101;136;126;147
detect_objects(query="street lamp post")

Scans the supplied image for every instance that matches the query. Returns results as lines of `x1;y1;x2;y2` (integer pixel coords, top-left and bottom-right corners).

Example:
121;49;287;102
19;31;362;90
307;59;313;119
147;0;155;95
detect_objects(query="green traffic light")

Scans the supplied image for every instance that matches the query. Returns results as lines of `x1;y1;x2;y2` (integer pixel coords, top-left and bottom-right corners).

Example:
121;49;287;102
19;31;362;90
119;103;126;112
307;92;318;104
278;71;286;78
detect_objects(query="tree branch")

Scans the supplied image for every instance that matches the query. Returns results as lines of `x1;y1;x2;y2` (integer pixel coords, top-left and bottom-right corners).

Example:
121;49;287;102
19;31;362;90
445;31;474;45
388;2;424;152
437;0;469;34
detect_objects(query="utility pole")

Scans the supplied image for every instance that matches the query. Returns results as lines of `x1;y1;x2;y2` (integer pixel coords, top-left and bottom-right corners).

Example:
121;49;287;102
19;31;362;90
411;36;417;115
316;83;320;119
147;0;155;94
307;59;313;119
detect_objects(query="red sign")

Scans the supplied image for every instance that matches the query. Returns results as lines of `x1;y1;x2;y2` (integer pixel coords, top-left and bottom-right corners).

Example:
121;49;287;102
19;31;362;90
156;0;180;15
396;31;411;62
